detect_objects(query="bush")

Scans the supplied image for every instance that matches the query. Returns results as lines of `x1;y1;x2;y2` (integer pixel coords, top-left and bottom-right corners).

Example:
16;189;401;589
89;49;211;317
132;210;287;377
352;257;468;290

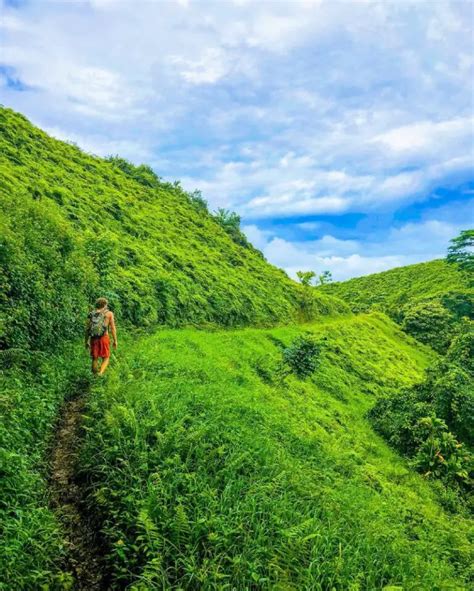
411;417;471;484
369;323;474;491
401;300;454;353
282;335;325;379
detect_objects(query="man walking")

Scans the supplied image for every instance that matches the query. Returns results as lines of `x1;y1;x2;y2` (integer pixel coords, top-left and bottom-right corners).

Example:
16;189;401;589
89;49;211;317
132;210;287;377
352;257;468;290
85;297;117;375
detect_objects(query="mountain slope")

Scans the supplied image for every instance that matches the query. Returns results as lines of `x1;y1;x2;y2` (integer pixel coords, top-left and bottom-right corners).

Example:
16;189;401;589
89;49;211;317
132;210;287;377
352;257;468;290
320;259;473;352
320;259;471;317
0;107;345;589
0;107;346;352
77;314;473;590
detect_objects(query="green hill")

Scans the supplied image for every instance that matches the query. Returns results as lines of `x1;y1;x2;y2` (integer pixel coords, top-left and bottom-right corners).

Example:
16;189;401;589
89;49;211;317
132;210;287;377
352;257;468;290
0;106;345;352
320;259;471;315
1;108;472;590
320;259;473;351
77;315;472;589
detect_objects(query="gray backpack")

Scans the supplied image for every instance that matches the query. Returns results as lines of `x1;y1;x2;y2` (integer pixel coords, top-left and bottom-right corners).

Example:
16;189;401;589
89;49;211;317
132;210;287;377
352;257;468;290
88;309;108;337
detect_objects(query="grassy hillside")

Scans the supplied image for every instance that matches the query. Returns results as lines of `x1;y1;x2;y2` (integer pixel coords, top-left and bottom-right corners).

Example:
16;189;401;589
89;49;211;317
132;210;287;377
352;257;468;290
0;107;348;590
320;260;473;352
76;314;473;590
1;107;472;590
0;346;89;590
320;259;471;316
0;106;346;353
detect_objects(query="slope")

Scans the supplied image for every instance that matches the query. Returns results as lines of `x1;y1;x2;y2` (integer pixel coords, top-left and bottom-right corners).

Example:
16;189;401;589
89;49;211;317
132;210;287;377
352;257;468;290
0;107;347;589
0;106;346;353
77;314;472;590
320;259;473;352
320;259;471;317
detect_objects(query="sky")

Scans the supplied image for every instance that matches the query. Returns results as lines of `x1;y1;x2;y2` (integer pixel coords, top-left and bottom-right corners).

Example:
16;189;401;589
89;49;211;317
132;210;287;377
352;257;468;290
1;0;473;281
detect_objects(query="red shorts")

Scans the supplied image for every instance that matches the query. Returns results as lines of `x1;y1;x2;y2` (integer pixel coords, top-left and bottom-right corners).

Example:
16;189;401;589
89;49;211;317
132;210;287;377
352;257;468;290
90;334;110;359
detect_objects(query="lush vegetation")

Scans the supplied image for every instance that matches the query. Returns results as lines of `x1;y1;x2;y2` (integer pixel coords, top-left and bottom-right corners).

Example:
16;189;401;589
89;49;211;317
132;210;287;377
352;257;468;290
0;106;346;354
1;107;472;589
447;229;474;273
370;320;473;504
320;258;473;352
0;107;345;589
77;314;473;590
0;345;88;589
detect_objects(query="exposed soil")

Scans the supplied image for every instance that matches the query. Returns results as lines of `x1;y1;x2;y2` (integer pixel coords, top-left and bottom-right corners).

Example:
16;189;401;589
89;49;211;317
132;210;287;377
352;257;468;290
49;380;108;590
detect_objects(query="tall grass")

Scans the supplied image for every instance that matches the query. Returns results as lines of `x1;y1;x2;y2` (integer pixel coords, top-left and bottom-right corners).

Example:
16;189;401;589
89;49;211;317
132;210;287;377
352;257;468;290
0;345;89;589
79;314;472;589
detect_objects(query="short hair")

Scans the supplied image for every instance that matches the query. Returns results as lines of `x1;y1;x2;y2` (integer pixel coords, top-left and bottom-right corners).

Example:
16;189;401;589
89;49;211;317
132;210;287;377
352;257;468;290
95;297;108;309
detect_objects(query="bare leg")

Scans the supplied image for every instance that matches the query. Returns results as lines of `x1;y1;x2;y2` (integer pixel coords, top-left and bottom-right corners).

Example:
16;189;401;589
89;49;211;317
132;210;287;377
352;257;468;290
99;356;110;375
91;358;99;374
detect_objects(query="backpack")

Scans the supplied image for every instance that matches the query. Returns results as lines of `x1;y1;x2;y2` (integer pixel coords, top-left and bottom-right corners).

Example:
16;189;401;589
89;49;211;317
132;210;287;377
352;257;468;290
88;308;108;338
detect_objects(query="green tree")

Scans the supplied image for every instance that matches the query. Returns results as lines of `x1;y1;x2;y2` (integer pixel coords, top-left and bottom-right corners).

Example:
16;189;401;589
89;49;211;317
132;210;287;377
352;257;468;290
318;270;332;285
296;270;316;286
401;300;454;353
188;190;208;213
213;208;241;232
213;208;253;249
447;229;474;274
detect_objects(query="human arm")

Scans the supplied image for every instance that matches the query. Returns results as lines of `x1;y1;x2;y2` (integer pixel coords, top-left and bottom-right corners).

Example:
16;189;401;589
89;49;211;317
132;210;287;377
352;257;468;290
109;312;118;349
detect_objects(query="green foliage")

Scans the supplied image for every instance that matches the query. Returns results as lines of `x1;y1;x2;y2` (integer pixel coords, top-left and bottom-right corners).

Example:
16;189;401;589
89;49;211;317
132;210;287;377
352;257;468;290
369;320;473;494
78;314;471;589
318;270;332;285
297;270;332;286
447;229;474;275
0;107;348;589
0;347;89;588
106;155;162;188
188;189;209;213
401;300;454;353
212;207;255;251
282;334;325;378
321;259;473;350
0;107;346;353
296;270;316;286
2;106;472;589
411;417;471;483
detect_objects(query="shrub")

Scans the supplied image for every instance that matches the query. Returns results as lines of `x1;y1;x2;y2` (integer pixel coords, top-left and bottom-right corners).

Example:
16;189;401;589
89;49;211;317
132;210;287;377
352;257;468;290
282;335;325;379
369;322;474;491
411;417;471;485
401;300;454;353
447;229;474;276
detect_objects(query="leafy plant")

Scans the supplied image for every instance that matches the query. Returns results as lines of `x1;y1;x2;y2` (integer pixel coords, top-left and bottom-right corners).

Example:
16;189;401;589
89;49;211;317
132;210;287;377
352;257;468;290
411;417;471;484
296;270;316;286
447;229;474;275
401;300;454;353
282;334;325;378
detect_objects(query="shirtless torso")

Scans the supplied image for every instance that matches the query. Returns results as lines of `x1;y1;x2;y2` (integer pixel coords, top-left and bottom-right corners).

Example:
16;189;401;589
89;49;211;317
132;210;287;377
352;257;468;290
86;303;117;376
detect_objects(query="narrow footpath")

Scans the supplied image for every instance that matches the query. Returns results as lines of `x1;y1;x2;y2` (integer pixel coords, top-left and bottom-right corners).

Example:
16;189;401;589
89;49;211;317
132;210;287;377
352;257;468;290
49;379;107;590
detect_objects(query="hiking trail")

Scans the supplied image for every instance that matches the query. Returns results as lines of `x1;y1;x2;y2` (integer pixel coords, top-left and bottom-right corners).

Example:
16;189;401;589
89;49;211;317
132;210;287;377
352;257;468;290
49;378;107;590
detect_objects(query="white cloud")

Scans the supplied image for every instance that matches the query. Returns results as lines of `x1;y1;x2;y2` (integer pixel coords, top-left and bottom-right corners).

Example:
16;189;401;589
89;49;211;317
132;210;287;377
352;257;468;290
242;224;273;250
1;0;472;279
170;48;233;85
372;117;473;157
249;216;472;281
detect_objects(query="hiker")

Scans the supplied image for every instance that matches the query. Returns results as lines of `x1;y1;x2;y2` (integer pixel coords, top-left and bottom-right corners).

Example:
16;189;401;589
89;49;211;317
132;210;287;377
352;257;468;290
85;297;117;375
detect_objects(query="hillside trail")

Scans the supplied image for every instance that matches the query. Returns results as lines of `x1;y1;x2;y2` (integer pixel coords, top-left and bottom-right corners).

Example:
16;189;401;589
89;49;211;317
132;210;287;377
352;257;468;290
49;377;108;590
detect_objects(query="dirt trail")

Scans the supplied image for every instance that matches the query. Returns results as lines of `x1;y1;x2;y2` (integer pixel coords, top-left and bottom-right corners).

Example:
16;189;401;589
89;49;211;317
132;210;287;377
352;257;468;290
49;380;107;590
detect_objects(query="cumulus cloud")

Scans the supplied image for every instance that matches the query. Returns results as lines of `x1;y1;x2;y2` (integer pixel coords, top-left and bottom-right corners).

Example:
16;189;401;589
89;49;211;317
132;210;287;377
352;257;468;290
1;0;472;278
248;215;473;281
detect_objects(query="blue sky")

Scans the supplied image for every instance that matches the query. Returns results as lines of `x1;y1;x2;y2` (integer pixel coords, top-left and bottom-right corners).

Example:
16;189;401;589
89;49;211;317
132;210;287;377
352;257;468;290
1;0;473;280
